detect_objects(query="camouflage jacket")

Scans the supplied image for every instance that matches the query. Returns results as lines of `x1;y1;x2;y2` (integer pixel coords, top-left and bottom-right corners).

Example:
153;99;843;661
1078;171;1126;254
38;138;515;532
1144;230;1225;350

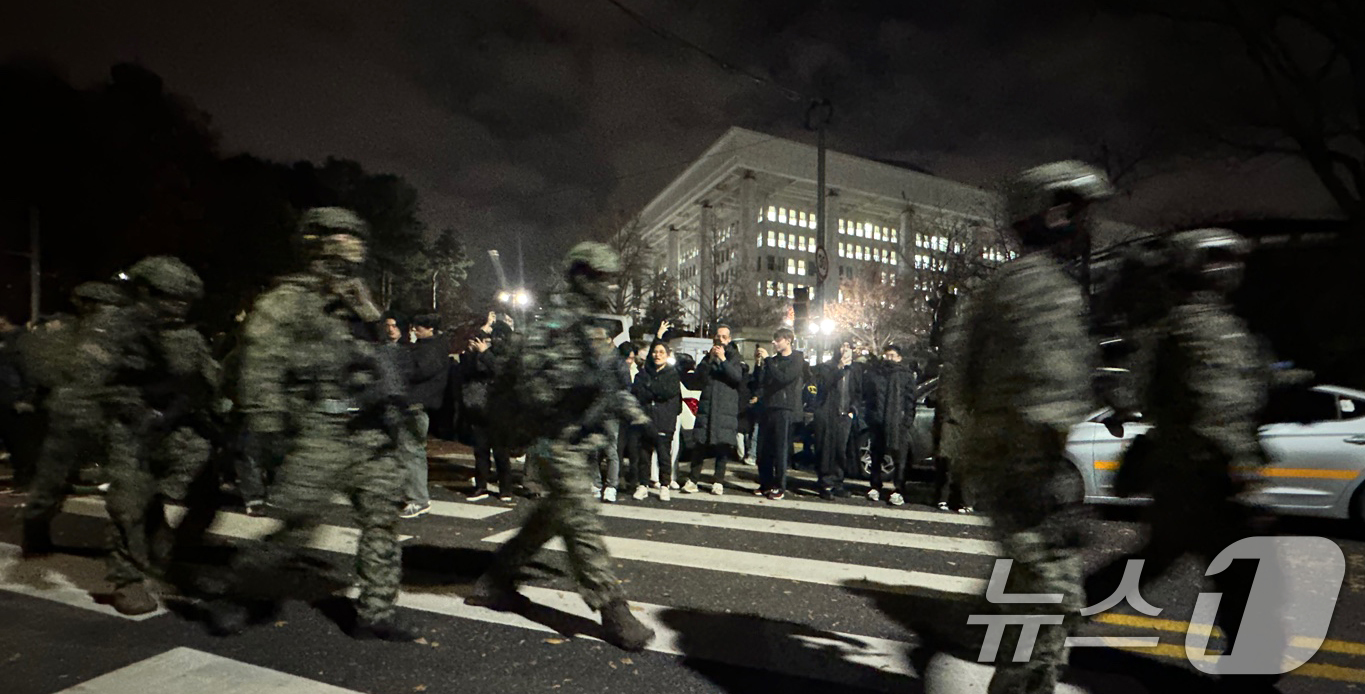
1144;295;1267;475
240;273;401;434
490;291;648;448
941;251;1095;482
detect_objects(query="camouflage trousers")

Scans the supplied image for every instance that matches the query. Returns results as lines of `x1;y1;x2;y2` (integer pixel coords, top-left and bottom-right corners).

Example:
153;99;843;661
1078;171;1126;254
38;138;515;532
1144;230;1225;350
24;387;104;524
104;421;214;589
484;432;624;611
230;412;402;622
975;457;1087;694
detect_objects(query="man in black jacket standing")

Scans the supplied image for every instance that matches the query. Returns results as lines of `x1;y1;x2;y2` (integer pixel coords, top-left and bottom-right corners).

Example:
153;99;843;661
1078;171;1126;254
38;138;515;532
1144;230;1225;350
400;314;449;518
811;341;863;500
864;344;917;506
681;324;744;495
753;328;806;500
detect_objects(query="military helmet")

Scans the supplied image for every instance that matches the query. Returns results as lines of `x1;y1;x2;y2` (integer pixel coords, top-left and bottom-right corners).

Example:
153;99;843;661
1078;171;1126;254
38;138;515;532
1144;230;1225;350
564;242;621;276
1006;160;1115;226
71;281;129;307
1167;227;1250;295
125;256;204;300
298;207;368;239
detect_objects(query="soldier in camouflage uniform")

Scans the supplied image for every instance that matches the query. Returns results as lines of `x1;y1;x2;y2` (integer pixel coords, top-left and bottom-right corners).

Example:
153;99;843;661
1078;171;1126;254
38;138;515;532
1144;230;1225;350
209;207;413;641
21;281;132;557
89;257;220;615
1086;229;1287;688
940;161;1113;694
466;242;656;652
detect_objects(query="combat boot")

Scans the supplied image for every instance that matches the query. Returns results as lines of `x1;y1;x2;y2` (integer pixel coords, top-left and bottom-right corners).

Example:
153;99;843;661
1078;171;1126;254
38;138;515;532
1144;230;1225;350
111;582;158;615
600;599;654;652
353;615;420;642
464;573;530;612
21;519;54;557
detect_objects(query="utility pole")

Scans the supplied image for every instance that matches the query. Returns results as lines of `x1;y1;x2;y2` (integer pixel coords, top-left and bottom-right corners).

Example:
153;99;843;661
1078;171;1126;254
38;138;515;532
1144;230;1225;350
806;99;833;323
29;206;40;327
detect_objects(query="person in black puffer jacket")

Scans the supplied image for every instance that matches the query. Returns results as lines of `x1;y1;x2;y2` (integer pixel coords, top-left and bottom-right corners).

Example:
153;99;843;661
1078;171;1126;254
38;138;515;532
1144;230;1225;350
460;315;513;501
628;340;680;502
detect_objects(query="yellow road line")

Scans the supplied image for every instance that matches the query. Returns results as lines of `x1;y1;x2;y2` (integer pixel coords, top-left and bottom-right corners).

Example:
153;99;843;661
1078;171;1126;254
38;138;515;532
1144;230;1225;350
1087;639;1365;683
1091;460;1359;480
1094;613;1365;658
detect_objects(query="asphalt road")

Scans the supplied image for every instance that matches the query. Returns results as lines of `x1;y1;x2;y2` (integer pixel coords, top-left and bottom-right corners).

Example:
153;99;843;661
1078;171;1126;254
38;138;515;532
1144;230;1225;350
3;446;1365;694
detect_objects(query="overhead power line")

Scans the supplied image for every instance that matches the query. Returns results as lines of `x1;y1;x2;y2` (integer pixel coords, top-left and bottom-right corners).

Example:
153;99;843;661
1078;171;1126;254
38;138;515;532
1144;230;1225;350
602;0;807;102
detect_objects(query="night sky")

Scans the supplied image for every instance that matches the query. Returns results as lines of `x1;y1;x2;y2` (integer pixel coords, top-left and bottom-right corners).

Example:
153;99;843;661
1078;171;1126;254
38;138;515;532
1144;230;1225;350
2;0;1342;288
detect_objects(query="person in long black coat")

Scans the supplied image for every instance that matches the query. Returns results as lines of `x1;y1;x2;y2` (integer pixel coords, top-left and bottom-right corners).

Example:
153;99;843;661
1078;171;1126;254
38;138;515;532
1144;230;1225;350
863;344;918;506
628;340;681;502
680;325;744;494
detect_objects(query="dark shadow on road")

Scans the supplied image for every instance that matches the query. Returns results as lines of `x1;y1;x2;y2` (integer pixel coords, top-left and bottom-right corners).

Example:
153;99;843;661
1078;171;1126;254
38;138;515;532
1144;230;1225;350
658;606;920;694
843;579;1227;693
398;544;566;587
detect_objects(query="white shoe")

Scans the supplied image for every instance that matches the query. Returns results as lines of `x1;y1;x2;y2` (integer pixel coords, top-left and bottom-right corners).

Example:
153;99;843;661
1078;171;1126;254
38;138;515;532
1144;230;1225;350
603;487;617;503
668;481;680;490
632;486;649;501
681;480;699;494
592;485;602;497
888;492;905;506
866;488;881;502
659;487;671;502
710;483;724;495
937;501;952;512
958;506;974;515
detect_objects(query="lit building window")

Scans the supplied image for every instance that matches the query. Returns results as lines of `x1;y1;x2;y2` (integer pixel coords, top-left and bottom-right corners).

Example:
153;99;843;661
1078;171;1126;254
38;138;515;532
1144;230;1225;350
890;228;898;243
798;259;806;276
874;226;882;241
787;258;796;274
787;283;794;299
838;241;846;258
938;237;948;252
767;206;777;222
838;219;846;235
767;230;775;247
916;233;924;247
891;251;897;265
780;232;788;249
798;236;807;252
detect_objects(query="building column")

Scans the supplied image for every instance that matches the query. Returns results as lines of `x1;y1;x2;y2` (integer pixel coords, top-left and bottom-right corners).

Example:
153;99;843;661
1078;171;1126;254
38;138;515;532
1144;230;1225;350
667;225;681;278
897;207;913;286
739;171;757;279
698;202;716;331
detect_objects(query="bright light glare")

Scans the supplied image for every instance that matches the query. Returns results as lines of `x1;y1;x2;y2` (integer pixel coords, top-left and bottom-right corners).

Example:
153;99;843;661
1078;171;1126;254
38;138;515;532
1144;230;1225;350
513;290;531;307
806;320;820;336
820;318;836;335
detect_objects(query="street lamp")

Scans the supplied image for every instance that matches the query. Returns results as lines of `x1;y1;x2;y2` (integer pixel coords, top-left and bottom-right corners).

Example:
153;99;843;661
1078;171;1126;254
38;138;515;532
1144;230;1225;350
820;318;836;335
513;289;531;308
805;320;821;336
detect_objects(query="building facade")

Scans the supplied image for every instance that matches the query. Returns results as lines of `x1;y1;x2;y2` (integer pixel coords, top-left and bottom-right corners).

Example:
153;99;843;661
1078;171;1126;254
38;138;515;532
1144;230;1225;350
628;127;1021;331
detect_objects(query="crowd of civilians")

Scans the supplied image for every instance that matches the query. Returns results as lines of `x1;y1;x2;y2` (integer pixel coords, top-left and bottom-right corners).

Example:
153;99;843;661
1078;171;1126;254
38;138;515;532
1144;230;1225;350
377;310;969;518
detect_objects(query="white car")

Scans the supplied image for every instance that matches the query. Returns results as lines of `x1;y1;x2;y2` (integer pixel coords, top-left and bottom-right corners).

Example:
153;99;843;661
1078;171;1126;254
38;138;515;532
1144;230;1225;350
1074;385;1365;520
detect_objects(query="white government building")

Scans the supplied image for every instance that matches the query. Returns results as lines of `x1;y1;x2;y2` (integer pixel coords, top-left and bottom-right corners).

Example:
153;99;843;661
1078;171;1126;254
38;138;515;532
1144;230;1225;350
629;127;1016;330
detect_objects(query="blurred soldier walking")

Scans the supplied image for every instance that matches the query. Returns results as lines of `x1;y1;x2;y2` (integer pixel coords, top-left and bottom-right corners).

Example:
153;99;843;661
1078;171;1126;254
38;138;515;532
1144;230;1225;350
208;208;413;641
1087;228;1287;690
21;281;131;556
94;257;220;615
467;242;656;652
941;161;1113;693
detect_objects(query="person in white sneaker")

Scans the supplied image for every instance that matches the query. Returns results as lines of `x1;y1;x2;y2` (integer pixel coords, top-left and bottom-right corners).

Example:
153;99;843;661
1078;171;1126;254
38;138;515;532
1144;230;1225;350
628;339;680;501
863;344;917;506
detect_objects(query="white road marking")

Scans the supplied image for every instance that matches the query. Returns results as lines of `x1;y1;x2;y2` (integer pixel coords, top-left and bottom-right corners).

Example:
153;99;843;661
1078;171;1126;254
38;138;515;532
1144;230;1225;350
596;504;1001;556
480;530;986;596
667;484;993;526
60;497;414;554
0;543;165;621
54;647;362;694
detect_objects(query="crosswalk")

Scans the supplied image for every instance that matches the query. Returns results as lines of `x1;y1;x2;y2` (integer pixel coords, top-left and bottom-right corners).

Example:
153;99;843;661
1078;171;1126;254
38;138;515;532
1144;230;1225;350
8;470;1365;692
